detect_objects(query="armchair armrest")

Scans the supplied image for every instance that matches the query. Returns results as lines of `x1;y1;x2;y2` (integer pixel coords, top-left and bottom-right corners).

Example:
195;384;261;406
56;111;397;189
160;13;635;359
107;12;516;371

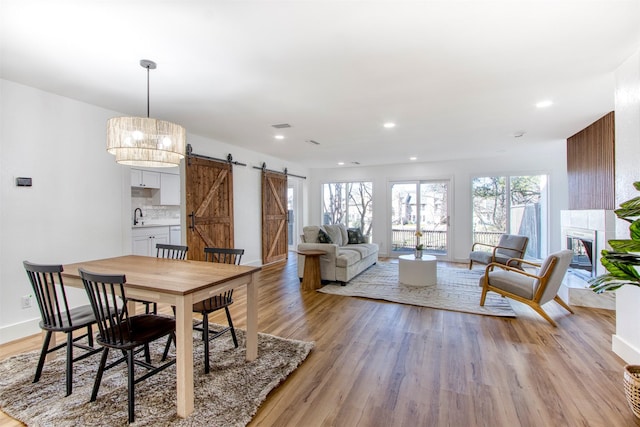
504;257;540;268
471;242;495;251
484;261;542;280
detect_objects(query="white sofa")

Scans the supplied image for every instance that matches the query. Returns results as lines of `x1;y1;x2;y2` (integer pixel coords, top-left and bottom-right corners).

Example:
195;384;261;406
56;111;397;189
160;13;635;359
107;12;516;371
297;224;379;285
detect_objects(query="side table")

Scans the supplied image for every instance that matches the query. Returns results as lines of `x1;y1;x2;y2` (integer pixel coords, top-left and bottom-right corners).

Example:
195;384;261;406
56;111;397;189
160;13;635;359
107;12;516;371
298;250;325;291
398;254;437;286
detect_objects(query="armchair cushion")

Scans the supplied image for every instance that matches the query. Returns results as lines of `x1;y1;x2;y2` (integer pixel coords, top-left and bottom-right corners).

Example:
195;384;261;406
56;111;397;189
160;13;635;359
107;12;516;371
496;234;529;259
480;270;536;299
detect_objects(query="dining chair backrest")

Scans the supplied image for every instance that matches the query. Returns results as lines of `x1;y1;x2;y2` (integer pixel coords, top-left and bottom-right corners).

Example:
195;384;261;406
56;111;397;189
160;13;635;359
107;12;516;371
156;243;188;260
204;247;244;265
79;268;130;346
23;261;74;330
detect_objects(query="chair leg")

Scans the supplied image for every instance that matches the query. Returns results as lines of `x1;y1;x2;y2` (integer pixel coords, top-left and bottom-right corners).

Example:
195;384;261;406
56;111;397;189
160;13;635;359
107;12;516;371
203;313;210;374
127;349;135;423
161;333;175;361
66;332;73;396
554;295;575;314
91;348;109;402
479;286;488;306
530;304;558;327
87;324;94;347
144;343;151;364
469;260;473;270
224;306;238;348
33;331;52;383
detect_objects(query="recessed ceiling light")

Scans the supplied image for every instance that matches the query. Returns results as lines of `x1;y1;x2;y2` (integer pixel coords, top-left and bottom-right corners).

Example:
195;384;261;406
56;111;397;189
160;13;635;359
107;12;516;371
536;100;553;108
274;135;285;140
409;156;417;161
383;122;396;128
337;162;345;166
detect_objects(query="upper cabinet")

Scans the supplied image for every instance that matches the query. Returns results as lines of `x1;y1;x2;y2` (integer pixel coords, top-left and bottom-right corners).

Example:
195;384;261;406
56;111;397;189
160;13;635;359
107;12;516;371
152;173;180;206
131;169;161;189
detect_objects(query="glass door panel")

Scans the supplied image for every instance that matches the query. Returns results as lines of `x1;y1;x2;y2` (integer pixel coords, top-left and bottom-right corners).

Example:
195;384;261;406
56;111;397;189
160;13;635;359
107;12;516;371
391;183;418;254
419;182;449;256
391;180;450;257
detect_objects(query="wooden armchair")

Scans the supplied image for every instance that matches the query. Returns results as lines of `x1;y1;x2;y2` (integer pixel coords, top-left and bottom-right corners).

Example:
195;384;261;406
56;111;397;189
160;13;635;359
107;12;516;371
479;249;574;327
469;234;529;270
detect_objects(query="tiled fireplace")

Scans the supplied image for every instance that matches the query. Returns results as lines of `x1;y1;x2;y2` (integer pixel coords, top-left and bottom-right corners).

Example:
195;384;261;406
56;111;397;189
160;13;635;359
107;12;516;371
559;209;616;309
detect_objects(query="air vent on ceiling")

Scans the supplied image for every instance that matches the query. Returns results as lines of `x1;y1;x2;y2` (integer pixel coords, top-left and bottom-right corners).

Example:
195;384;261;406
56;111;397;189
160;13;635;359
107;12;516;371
271;123;292;129
351;161;360;165
306;139;320;145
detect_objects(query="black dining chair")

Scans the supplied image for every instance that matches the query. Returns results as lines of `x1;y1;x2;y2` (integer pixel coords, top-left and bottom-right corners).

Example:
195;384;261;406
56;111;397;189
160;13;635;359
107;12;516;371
195;247;243;373
130;243;189;315
79;268;176;423
23;261;102;396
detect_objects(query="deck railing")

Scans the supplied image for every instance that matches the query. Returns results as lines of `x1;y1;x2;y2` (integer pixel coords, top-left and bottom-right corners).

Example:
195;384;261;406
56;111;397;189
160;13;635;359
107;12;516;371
391;229;504;252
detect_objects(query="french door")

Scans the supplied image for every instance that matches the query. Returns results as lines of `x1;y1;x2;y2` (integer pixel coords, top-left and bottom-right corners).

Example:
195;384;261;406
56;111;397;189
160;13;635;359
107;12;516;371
390;180;450;258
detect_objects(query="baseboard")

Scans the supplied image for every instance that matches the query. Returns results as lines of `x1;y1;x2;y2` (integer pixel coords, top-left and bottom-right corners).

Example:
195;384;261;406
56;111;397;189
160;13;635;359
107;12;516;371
613;334;640;365
0;317;41;345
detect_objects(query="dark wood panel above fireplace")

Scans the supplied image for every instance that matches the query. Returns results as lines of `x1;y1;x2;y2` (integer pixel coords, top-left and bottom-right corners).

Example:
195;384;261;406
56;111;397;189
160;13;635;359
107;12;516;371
566;111;615;210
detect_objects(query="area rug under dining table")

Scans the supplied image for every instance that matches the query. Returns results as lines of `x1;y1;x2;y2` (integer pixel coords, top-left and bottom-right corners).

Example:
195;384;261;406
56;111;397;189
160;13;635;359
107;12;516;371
318;261;516;317
0;326;313;427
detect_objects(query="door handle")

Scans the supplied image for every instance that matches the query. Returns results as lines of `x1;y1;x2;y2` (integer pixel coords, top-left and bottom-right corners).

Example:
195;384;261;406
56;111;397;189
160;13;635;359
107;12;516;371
189;211;195;230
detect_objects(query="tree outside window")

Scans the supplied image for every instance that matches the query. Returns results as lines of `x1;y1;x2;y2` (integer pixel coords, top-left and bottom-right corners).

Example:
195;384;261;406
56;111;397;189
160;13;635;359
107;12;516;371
323;182;373;239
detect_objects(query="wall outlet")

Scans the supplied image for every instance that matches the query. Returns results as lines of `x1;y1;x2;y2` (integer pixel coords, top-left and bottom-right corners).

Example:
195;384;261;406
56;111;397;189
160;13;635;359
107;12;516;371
21;295;32;309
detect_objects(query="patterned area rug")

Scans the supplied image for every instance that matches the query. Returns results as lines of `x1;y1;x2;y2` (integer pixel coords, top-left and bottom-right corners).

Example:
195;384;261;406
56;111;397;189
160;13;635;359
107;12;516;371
318;261;516;317
0;326;313;426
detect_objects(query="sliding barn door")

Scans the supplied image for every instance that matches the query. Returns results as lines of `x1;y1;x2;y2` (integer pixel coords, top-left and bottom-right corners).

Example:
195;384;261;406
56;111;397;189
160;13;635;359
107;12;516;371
185;156;234;261
262;171;288;264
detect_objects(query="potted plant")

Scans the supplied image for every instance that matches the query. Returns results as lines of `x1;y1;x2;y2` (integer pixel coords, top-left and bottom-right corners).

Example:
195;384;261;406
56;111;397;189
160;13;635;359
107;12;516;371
415;230;424;259
589;181;640;294
589;181;640;419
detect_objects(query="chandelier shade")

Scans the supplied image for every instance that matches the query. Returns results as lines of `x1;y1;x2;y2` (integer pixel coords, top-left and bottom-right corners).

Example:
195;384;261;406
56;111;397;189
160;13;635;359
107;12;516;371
107;116;186;167
106;59;186;167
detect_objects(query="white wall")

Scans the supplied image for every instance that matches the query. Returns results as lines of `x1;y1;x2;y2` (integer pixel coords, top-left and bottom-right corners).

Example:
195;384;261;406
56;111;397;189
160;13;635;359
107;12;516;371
612;50;640;364
0;79;309;343
308;145;569;262
0;79;130;343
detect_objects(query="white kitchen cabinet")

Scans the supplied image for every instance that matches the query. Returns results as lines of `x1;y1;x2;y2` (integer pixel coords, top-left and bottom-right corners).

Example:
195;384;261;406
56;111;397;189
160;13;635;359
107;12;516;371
132;226;170;256
131;169;161;189
152;173;180;205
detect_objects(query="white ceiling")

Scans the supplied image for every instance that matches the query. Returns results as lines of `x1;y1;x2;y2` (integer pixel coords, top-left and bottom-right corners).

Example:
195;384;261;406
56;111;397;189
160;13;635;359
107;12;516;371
2;1;639;168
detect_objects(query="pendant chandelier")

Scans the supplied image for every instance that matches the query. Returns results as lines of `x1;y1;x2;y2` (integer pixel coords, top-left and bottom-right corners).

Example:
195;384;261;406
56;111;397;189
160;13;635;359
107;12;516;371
106;59;186;167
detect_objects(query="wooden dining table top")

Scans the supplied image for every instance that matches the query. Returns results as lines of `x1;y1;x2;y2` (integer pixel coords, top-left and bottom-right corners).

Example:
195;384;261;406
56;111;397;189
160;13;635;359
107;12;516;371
62;255;261;295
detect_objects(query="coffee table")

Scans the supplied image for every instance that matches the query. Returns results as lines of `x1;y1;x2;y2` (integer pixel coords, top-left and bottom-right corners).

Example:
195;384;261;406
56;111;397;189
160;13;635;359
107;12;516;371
398;254;437;286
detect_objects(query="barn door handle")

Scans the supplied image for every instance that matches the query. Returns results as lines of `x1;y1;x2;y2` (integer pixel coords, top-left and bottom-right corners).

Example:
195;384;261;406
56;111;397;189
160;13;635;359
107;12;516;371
188;211;195;230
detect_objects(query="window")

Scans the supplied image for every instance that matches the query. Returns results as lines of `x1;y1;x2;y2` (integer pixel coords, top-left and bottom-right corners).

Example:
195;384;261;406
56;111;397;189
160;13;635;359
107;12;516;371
322;182;373;239
472;175;547;259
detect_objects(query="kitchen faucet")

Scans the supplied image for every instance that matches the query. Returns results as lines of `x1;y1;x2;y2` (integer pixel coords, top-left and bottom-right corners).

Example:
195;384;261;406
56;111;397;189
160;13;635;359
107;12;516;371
134;208;143;225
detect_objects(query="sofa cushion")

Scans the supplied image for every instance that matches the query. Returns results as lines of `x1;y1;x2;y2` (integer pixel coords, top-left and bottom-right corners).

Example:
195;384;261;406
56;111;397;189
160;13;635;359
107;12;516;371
317;228;332;243
348;228;366;244
324;224;345;246
303;226;321;243
335;248;363;268
344;243;377;258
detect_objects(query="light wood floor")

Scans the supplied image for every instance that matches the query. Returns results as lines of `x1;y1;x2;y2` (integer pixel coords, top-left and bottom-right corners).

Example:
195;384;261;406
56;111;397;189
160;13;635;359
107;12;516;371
1;255;637;426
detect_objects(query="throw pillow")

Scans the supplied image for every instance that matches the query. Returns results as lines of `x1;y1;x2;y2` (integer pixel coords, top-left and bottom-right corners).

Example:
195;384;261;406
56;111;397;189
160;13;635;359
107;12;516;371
357;229;367;243
347;228;360;244
317;228;333;244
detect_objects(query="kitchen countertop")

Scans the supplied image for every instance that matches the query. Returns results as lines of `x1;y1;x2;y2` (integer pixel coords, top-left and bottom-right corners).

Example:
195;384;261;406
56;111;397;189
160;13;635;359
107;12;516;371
132;221;180;229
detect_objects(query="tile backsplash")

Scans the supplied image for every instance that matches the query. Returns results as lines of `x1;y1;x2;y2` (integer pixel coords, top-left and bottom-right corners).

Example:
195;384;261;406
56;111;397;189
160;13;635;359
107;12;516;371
132;187;180;223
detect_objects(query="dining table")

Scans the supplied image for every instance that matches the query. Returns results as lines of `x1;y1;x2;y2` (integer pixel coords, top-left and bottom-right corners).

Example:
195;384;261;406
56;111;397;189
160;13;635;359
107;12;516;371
60;255;261;418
